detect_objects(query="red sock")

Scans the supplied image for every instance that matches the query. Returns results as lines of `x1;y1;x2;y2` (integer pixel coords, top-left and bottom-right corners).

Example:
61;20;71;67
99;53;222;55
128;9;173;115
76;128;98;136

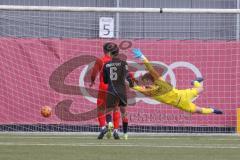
98;111;106;128
113;111;120;129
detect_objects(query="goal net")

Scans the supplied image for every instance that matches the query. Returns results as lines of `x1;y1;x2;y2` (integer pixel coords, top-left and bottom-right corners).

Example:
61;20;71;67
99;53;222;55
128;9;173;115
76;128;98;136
0;3;239;134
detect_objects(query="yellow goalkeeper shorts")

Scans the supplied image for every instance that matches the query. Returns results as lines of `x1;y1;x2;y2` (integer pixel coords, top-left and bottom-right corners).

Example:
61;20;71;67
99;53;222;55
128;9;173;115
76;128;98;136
176;88;198;113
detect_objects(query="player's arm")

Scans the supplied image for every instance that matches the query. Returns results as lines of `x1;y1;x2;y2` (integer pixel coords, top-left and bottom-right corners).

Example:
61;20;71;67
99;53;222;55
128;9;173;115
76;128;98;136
103;63;108;84
124;62;134;88
132;85;158;96
132;48;160;81
90;58;102;86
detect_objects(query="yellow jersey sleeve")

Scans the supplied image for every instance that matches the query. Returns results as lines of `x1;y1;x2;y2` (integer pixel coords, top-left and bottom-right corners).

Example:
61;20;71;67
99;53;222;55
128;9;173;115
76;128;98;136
132;86;144;92
132;85;159;97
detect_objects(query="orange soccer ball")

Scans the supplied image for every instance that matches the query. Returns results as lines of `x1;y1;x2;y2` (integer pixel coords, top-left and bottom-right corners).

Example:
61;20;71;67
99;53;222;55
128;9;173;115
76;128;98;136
41;106;52;118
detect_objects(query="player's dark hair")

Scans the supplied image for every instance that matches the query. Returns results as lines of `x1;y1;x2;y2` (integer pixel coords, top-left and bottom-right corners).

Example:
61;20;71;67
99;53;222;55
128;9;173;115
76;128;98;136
142;72;154;82
103;42;119;56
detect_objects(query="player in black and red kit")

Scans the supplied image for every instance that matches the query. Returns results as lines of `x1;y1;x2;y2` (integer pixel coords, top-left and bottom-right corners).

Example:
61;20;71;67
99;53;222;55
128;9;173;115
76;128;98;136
103;43;133;140
90;43;113;139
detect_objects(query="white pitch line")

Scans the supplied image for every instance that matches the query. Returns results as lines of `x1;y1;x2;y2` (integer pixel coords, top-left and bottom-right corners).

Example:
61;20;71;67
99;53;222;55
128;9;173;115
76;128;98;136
0;136;239;141
0;132;238;137
0;142;239;149
0;136;180;140
0;136;95;139
206;138;240;141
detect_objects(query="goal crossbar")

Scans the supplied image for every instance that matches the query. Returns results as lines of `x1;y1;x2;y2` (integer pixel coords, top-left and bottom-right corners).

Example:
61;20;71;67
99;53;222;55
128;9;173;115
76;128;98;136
0;5;239;14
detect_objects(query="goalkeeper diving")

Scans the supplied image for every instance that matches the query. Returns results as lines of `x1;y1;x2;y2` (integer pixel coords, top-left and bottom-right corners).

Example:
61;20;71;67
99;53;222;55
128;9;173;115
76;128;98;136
131;48;223;115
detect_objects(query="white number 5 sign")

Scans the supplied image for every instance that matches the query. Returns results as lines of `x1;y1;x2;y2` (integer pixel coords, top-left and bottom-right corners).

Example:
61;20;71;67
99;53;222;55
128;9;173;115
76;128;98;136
99;17;114;38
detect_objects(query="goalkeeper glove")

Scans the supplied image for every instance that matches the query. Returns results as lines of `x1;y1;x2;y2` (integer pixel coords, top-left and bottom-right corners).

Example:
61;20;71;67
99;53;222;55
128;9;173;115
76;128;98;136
132;48;146;60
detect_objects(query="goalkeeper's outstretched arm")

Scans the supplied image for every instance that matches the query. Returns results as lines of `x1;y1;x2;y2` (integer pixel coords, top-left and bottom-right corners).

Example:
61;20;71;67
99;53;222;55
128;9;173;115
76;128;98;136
132;48;161;81
132;85;159;96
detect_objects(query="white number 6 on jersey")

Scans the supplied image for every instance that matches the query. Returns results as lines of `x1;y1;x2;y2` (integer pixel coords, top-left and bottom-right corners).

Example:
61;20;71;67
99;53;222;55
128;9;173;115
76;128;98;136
110;67;118;80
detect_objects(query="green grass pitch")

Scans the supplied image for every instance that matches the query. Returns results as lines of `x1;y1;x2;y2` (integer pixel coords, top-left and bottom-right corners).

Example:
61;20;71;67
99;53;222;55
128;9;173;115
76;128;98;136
0;133;239;160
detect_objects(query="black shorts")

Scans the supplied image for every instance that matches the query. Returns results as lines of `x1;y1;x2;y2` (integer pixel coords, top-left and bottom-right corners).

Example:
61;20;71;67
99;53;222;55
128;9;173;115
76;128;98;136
106;92;127;108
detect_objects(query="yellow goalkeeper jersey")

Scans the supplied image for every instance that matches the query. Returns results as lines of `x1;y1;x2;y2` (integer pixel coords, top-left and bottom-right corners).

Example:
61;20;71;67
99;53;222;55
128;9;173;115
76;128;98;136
133;79;181;106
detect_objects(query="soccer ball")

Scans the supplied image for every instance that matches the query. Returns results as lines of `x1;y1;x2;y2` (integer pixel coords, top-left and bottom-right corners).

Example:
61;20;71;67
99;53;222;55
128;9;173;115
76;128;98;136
41;106;52;118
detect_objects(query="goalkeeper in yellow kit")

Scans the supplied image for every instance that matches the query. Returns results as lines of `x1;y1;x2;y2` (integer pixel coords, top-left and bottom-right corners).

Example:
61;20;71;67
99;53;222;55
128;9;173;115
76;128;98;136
131;48;223;114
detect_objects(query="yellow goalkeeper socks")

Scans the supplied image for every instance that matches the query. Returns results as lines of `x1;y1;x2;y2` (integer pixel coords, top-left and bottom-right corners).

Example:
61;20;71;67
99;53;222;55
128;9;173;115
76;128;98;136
201;108;214;114
193;81;201;88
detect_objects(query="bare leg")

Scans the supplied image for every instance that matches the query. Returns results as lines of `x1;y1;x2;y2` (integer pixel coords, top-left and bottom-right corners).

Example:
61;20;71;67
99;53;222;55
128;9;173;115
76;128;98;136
120;107;128;136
